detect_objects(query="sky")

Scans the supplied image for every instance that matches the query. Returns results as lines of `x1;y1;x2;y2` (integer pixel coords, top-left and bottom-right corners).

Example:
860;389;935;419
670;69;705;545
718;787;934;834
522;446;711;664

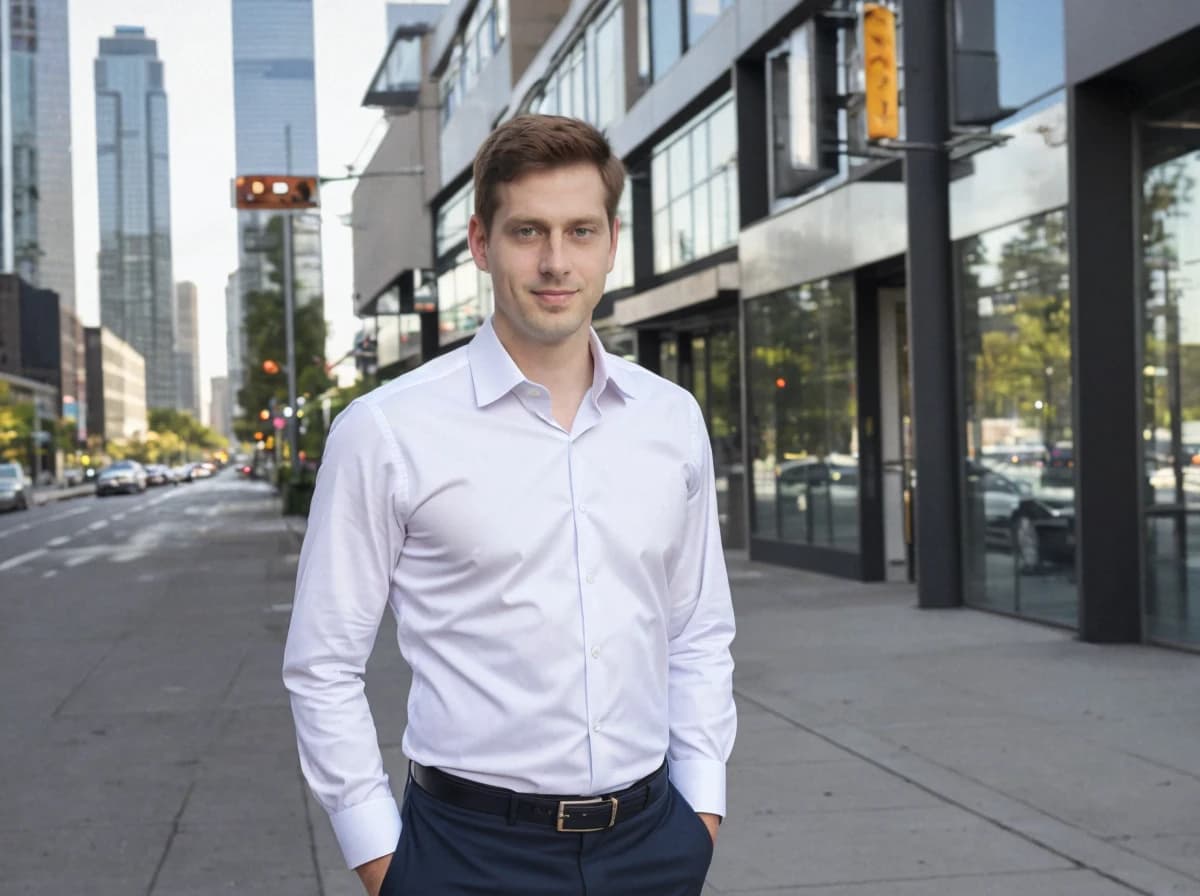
68;0;405;422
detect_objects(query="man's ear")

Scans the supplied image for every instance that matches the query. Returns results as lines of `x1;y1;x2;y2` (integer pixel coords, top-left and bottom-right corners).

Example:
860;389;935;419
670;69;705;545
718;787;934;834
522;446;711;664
468;214;490;273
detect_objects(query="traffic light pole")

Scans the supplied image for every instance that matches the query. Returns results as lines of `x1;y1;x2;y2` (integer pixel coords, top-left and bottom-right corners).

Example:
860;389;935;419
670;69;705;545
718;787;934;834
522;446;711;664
283;211;300;472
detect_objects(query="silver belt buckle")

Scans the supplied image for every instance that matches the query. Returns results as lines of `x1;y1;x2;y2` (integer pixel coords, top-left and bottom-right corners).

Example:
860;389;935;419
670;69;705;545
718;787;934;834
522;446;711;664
556;796;619;832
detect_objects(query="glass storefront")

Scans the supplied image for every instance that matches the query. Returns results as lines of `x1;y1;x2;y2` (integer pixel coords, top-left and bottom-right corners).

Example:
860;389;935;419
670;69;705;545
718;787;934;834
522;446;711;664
746;275;858;549
1140;84;1200;647
958;210;1076;625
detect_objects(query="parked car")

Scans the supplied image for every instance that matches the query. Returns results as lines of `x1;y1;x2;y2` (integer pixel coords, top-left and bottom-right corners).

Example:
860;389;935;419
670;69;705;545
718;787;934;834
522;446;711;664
96;460;148;496
62;466;86;487
966;460;1074;573
144;464;174;487
0;462;31;511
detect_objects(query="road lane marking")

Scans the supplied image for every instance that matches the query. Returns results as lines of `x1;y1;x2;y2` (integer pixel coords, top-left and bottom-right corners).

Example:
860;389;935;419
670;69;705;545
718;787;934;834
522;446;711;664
42;570;57;578
87;521;108;532
48;536;70;547
113;513;127;522
65;554;90;568
0;548;47;571
0;523;34;540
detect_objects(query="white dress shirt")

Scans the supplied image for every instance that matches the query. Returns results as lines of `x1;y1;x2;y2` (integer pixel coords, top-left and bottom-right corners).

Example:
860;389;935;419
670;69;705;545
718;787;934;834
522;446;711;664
283;317;736;869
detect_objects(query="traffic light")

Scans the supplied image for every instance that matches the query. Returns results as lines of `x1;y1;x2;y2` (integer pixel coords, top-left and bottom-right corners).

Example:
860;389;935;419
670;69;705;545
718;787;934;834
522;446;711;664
863;4;899;140
262;359;280;375
232;174;319;210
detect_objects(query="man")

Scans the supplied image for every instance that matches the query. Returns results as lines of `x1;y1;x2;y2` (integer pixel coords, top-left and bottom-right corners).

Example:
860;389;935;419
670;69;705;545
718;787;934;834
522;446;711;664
284;114;736;896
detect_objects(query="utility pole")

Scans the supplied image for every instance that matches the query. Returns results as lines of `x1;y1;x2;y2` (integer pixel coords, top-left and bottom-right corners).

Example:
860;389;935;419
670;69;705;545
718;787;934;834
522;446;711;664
282;209;299;469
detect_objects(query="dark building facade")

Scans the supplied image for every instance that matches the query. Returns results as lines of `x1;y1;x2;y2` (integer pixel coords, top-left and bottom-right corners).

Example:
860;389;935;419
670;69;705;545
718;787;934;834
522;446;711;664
354;0;1200;651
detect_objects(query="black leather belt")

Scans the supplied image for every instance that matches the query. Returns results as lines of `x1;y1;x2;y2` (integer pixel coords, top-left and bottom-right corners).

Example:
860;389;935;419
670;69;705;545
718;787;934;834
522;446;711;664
409;761;668;832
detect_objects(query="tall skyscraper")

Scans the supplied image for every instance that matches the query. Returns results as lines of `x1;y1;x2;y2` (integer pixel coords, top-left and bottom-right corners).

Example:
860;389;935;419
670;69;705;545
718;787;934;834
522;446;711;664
230;0;324;414
94;26;176;410
175;281;200;418
0;1;14;272
5;0;74;306
224;269;245;411
32;0;77;312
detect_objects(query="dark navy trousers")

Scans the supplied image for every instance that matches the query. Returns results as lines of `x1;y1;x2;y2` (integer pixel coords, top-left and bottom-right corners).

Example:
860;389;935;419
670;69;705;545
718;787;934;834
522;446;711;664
379;772;714;895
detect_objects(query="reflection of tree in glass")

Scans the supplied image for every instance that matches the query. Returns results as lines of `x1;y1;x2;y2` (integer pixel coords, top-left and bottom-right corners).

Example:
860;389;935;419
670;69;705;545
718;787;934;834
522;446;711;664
962;212;1071;452
747;276;856;465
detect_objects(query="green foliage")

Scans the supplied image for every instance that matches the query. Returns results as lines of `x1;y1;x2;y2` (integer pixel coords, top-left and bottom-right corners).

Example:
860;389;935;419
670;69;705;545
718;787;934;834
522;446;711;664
235;216;335;445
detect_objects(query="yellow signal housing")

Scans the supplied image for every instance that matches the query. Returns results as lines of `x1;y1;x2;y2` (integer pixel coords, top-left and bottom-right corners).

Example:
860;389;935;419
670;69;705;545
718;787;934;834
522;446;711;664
863;4;899;140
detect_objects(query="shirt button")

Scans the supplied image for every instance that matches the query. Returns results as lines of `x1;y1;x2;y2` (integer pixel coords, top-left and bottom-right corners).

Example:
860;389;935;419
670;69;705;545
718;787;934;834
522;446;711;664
593;722;602;732
591;646;600;658
586;573;596;585
578;504;587;515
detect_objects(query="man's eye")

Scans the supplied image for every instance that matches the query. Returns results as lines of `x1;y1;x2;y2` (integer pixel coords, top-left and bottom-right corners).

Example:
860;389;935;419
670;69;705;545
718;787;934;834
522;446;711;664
574;227;595;238
516;226;538;238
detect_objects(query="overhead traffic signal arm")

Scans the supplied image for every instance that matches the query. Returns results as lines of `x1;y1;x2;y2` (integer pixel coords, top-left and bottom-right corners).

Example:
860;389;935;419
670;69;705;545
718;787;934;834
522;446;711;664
232;175;320;210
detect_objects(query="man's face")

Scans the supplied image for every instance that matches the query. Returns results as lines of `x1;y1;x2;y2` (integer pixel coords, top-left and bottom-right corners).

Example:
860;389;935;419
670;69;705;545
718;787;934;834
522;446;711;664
468;162;619;350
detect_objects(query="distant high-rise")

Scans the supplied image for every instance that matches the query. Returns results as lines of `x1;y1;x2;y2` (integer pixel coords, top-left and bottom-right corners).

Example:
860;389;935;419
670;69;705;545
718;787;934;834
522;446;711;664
0;1;14;271
94;26;176;410
209;374;231;441
32;0;77;312
231;0;324;333
224;269;245;413
175;281;200;418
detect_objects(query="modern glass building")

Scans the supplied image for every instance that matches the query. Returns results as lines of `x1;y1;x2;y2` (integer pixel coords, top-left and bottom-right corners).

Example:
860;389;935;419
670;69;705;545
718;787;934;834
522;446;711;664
354;0;1200;651
29;0;77;312
94;25;176;411
175;281;200;419
230;0;323;416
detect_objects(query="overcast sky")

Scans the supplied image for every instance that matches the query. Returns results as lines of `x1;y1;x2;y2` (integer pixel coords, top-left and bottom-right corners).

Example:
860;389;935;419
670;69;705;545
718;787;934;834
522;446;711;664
68;0;402;420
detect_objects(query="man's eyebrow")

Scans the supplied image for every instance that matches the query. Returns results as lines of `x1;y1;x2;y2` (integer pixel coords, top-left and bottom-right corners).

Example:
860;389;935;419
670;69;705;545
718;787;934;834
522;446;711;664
504;215;605;228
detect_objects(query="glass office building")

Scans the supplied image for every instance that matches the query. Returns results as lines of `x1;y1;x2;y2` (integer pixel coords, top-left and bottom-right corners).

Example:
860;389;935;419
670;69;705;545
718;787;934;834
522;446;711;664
94;26;176;411
230;0;323;412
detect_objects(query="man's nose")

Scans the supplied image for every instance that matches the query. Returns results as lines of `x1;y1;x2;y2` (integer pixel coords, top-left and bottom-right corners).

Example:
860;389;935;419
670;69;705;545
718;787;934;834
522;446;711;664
539;232;570;278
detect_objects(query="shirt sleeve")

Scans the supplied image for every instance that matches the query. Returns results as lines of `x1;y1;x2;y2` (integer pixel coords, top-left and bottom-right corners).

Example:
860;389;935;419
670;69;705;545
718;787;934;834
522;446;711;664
282;398;407;869
666;396;737;819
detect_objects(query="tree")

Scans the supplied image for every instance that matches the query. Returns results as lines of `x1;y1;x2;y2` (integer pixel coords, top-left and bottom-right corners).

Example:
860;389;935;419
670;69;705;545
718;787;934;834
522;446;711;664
235;216;334;449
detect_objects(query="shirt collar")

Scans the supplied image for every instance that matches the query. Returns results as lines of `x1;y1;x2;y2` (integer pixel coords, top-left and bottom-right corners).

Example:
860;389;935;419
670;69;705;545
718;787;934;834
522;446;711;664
468;315;638;408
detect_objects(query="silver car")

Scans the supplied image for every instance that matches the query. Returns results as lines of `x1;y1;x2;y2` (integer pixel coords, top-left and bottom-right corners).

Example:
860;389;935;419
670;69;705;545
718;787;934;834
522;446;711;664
96;460;148;496
0;462;31;511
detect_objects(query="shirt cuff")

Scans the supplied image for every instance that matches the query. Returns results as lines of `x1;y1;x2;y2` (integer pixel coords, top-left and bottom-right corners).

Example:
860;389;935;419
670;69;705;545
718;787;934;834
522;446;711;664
329;796;402;869
668;758;726;818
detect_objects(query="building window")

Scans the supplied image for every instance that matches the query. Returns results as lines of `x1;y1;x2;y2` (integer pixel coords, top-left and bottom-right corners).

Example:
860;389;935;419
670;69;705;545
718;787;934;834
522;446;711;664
1140;85;1200;647
639;0;733;83
958;209;1075;626
651;96;738;273
436;182;474;259
440;0;505;124
952;0;1065;125
437;249;492;346
747;275;858;549
533;2;624;131
605;187;634;292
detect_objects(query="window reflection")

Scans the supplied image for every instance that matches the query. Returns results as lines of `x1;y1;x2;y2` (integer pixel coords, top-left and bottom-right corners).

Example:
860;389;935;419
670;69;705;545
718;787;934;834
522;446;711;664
747;276;858;549
1141;93;1200;647
651;96;738;273
959;209;1077;625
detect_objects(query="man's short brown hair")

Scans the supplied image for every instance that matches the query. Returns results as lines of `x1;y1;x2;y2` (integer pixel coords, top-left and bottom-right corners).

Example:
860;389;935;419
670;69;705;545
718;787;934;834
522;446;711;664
472;114;626;233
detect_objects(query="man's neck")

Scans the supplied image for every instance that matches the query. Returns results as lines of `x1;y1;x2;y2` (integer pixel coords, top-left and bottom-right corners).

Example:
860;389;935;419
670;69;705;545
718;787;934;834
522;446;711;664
493;318;594;429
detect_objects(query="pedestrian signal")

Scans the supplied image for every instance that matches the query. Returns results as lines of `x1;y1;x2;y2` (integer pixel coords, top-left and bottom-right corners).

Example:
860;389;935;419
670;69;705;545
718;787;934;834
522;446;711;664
863;4;899;140
232;175;319;210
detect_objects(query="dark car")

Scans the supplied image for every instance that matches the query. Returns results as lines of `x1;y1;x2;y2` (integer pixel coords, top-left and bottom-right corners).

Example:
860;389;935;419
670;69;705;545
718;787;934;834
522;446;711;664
966;460;1075;573
96;460;148;496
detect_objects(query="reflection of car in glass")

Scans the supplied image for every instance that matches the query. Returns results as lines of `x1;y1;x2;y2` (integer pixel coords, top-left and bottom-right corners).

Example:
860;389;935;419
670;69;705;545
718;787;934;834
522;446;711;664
1041;443;1074;488
966;460;1074;573
96;460;148;496
776;456;858;511
0;462;31;511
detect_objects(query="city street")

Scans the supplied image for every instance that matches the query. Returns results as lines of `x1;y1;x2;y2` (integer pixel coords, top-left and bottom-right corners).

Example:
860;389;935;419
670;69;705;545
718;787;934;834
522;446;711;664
3;473;1200;895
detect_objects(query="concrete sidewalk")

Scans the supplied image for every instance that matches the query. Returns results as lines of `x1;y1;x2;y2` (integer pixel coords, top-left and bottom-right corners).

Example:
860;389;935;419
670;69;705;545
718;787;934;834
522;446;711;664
285;515;1200;895
9;487;1195;894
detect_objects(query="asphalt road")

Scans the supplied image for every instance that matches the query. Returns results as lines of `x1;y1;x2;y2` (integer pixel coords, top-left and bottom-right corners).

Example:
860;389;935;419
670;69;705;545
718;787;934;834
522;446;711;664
0;471;331;895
